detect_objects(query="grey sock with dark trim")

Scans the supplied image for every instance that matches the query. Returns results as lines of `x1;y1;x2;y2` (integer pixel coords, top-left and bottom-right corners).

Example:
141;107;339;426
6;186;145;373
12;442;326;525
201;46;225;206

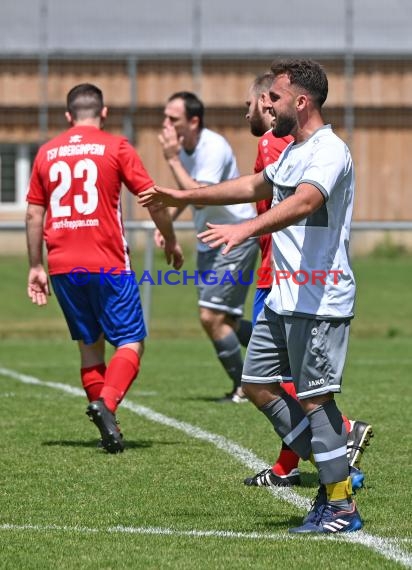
260;393;312;460
308;400;349;485
213;331;243;389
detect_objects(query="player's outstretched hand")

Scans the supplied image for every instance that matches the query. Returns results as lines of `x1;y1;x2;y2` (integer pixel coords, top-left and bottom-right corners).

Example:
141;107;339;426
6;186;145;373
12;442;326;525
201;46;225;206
197;222;250;255
27;267;50;306
138;186;184;208
164;240;184;270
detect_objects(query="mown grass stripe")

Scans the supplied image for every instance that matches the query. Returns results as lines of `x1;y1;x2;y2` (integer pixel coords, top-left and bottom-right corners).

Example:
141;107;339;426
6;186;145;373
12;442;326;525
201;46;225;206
1;366;411;569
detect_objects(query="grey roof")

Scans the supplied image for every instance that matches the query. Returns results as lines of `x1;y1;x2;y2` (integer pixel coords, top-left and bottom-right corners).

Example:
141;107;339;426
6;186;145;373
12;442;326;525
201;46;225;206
1;0;411;57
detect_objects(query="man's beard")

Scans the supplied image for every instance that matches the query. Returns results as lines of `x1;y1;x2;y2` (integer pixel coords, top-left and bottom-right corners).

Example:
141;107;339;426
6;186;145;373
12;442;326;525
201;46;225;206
272;114;295;138
249;110;269;137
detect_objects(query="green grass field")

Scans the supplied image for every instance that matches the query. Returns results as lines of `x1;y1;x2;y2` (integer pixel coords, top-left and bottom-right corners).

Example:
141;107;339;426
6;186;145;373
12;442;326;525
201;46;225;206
0;252;411;569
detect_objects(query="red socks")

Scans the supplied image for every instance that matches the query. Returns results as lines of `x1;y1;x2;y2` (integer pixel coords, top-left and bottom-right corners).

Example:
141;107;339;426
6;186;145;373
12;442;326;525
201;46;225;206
280;382;297;398
100;348;140;413
81;363;106;402
81;349;140;412
342;415;351;434
272;447;300;476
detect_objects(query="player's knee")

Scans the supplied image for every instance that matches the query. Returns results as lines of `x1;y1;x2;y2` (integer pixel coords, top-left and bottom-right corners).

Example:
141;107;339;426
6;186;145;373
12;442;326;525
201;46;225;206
137;341;145;358
199;307;223;333
299;393;334;414
242;382;265;405
243;381;284;407
241;382;253;399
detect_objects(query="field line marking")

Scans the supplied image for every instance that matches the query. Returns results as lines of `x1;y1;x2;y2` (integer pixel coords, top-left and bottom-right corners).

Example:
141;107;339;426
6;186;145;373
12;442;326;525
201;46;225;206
0;522;411;565
1;366;411;568
0;522;411;544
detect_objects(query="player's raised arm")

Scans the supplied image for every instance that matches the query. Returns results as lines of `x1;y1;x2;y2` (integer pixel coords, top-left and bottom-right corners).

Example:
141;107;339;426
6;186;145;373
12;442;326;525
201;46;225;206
198;181;325;255
138;172;271;209
138;185;186;208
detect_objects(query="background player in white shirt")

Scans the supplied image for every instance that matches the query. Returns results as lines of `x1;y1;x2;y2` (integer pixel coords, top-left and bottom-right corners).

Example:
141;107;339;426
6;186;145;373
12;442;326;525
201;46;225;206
156;91;258;403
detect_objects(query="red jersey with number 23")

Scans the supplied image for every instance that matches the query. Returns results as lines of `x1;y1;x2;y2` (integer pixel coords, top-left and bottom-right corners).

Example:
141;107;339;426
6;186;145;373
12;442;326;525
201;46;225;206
254;131;293;288
27;125;154;275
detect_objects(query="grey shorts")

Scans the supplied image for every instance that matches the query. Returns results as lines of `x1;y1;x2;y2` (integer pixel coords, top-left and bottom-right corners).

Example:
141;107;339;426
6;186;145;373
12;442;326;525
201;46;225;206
197;238;259;317
242;304;350;399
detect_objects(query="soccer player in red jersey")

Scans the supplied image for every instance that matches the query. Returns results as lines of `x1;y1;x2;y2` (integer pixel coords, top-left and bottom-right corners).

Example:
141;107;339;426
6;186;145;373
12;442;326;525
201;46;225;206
246;73;294;327
26;83;184;453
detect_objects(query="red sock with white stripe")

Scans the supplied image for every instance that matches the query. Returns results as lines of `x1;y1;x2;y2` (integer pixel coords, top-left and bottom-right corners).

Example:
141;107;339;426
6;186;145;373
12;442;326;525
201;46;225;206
81;363;106;402
100;348;140;413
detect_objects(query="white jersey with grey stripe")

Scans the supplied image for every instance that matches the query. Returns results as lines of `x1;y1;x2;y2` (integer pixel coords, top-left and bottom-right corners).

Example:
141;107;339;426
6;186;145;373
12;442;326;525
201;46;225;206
263;124;355;319
180;128;256;252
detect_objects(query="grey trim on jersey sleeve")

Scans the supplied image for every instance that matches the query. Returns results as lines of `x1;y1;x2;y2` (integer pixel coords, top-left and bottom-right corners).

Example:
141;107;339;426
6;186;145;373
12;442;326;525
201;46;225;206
262;171;328;227
299;179;329;201
263;170;329;202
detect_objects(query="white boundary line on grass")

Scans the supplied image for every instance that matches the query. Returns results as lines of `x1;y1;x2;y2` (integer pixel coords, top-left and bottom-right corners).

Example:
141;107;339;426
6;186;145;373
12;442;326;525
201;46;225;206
1;366;411;569
1;522;411;545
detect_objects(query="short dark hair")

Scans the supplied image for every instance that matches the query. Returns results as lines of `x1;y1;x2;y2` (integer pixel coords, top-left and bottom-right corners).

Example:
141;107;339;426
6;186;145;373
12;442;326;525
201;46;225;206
168;91;204;129
66;83;104;120
270;59;328;107
251;72;275;96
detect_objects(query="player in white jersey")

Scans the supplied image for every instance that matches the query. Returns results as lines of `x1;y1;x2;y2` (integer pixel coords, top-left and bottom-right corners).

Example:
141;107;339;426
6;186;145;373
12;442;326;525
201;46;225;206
263;126;355;320
242;72;372;491
157;91;259;403
139;60;364;533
